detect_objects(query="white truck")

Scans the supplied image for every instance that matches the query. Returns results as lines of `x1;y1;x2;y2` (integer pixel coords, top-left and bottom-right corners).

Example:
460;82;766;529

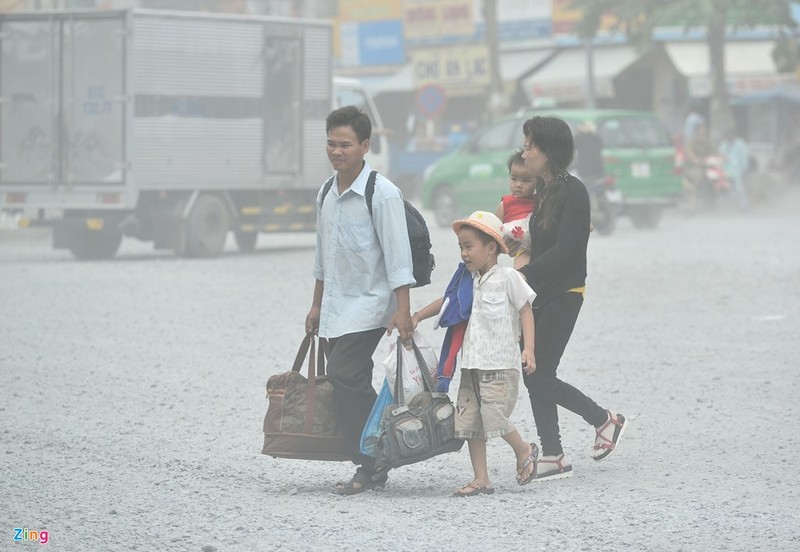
0;8;382;259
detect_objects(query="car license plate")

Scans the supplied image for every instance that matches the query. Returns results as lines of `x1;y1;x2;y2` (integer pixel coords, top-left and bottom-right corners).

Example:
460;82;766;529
631;162;651;178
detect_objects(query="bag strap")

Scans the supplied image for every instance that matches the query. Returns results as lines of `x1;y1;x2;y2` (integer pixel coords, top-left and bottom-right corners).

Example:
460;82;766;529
317;336;329;376
290;333;330;434
291;333;329;375
303;336;318;434
291;333;313;372
393;336;435;407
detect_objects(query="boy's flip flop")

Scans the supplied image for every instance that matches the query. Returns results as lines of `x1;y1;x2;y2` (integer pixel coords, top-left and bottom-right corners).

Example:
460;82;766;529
516;442;539;485
453;483;495;497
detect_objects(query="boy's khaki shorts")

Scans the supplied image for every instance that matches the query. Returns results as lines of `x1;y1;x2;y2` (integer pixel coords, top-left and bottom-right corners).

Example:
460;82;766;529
454;368;519;440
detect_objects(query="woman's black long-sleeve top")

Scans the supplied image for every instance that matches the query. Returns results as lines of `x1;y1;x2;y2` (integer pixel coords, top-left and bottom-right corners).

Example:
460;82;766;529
519;174;591;307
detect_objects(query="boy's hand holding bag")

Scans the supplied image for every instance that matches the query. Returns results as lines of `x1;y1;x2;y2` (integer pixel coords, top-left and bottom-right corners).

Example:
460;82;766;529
382;329;438;402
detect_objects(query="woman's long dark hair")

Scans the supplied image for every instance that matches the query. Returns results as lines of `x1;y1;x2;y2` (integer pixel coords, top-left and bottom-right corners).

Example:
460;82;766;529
523;116;574;231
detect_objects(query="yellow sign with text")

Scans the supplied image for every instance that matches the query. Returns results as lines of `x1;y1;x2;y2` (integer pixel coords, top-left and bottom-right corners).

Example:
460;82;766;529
412;44;491;91
403;0;474;41
552;0;618;34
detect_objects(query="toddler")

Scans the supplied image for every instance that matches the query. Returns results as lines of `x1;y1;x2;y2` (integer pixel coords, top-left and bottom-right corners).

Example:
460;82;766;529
495;150;536;270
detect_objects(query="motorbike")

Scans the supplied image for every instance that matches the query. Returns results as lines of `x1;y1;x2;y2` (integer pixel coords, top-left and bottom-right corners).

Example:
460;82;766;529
584;174;622;235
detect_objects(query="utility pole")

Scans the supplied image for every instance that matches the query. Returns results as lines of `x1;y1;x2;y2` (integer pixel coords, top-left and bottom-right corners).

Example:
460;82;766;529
483;0;506;118
584;37;596;109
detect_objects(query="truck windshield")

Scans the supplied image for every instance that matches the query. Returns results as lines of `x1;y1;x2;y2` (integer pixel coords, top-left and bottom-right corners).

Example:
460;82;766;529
334;87;382;154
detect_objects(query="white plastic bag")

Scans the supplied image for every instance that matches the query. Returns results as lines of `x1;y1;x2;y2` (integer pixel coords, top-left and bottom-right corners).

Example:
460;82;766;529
382;330;438;402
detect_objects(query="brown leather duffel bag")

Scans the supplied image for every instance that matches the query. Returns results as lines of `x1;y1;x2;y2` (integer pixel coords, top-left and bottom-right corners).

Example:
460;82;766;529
262;333;351;462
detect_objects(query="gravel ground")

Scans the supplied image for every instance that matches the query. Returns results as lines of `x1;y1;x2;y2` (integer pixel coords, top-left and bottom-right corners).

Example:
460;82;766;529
1;186;799;552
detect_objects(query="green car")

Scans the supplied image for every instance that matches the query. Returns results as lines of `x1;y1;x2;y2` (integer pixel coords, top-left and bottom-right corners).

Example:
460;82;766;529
421;109;681;229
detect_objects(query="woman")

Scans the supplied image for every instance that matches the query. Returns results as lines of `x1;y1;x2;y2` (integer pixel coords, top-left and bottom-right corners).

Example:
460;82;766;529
518;116;628;481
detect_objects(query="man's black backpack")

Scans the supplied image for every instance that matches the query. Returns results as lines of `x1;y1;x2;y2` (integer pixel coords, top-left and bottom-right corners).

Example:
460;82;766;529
320;171;435;287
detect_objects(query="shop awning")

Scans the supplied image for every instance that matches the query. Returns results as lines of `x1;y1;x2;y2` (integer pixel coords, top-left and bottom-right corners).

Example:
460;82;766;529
665;40;776;76
732;83;800;105
664;40;781;96
500;48;556;82
520;45;640;103
358;63;416;95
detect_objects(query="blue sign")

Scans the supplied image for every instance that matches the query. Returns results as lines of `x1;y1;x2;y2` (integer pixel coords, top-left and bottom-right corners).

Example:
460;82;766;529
358;19;405;66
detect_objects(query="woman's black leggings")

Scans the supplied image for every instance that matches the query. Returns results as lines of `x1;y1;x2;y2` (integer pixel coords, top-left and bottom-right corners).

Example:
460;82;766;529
523;291;607;456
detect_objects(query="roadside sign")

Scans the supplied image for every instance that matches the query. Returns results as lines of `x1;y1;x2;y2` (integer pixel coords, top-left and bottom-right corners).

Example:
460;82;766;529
416;84;447;118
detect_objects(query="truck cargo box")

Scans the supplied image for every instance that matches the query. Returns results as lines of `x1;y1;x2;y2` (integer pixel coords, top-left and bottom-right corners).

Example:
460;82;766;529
0;9;334;257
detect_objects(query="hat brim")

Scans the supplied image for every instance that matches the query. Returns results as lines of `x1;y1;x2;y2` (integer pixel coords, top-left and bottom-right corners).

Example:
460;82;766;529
452;219;509;255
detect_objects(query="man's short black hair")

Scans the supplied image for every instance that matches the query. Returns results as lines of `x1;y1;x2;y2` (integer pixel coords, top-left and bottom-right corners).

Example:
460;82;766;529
326;106;372;143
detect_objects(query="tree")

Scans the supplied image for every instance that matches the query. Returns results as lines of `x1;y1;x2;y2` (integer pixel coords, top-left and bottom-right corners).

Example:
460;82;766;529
571;0;797;139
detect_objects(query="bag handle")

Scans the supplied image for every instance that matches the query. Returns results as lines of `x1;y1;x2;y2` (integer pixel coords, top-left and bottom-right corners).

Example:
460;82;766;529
291;333;330;434
393;336;435;407
290;333;329;376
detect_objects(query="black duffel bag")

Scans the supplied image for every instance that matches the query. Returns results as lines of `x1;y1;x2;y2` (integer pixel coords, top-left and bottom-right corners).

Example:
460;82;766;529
374;337;464;470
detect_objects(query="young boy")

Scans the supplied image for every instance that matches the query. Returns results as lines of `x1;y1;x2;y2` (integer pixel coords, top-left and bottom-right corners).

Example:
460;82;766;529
411;211;539;495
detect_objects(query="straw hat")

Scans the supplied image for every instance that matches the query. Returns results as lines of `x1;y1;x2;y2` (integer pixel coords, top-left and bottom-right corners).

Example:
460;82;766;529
451;211;509;255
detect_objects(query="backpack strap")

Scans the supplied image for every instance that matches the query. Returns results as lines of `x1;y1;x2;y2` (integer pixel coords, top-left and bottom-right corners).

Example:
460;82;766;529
365;170;378;216
320;172;376;214
319;175;336;208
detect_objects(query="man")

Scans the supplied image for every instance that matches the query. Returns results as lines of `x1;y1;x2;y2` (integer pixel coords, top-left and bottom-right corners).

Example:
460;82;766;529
305;106;415;495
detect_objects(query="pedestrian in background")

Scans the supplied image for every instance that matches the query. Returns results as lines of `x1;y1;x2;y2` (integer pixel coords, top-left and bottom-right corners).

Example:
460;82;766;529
305;106;415;495
719;126;750;210
519;116;628;481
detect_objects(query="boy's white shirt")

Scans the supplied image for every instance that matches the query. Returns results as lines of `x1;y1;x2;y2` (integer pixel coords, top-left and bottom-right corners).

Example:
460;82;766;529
459;264;535;372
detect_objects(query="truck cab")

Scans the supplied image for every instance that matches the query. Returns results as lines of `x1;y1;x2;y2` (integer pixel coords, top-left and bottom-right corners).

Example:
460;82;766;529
333;76;389;176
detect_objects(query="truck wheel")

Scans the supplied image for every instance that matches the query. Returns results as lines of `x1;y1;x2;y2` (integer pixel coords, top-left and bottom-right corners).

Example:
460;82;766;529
433;187;457;228
185;194;230;257
234;230;258;252
628;206;662;229
68;229;123;260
